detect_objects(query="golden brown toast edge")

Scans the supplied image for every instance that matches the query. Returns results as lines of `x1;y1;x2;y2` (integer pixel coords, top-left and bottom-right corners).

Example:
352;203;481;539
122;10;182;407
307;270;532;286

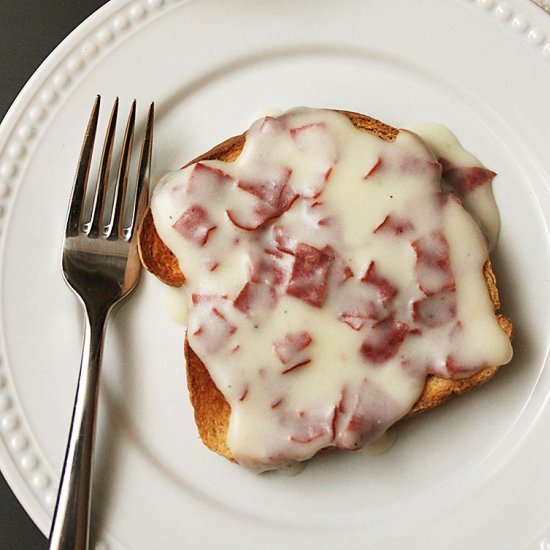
137;110;512;462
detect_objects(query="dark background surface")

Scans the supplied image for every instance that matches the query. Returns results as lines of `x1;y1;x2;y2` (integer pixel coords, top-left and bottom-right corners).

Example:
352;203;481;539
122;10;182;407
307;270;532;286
0;2;108;548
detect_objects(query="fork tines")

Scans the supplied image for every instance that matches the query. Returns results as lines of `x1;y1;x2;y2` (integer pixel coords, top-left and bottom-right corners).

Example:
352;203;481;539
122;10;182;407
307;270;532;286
66;96;154;241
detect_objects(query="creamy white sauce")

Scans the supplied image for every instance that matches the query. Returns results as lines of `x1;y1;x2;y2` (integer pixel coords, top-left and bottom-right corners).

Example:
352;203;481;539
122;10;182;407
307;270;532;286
151;108;512;472
162;285;188;325
362;427;398;456
270;460;307;477
408;123;501;250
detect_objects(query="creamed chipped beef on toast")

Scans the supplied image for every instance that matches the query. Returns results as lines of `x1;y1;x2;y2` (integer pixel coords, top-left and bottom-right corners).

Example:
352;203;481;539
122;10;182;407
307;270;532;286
140;108;513;472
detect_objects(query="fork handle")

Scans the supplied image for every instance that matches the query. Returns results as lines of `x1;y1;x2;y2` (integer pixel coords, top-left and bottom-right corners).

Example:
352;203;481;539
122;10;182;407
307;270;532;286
49;306;108;550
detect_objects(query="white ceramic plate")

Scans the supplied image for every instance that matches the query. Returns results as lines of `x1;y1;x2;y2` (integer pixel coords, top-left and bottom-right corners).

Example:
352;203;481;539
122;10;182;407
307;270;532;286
1;0;549;548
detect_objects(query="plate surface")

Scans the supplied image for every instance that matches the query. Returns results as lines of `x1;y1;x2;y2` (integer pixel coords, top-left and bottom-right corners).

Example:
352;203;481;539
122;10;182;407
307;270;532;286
0;0;549;548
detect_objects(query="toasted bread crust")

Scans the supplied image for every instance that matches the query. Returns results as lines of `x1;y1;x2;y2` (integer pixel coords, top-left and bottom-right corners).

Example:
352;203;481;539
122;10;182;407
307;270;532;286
138;110;512;462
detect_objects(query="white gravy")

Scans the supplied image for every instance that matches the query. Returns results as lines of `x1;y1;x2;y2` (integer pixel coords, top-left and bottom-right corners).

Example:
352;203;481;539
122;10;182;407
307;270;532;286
151;108;512;472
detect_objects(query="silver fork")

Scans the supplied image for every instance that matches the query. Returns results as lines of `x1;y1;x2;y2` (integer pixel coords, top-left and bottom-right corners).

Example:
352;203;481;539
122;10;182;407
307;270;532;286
49;96;154;550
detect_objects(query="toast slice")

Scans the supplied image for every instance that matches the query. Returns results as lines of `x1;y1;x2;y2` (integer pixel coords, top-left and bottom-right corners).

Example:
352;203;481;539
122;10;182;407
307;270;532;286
138;110;512;463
